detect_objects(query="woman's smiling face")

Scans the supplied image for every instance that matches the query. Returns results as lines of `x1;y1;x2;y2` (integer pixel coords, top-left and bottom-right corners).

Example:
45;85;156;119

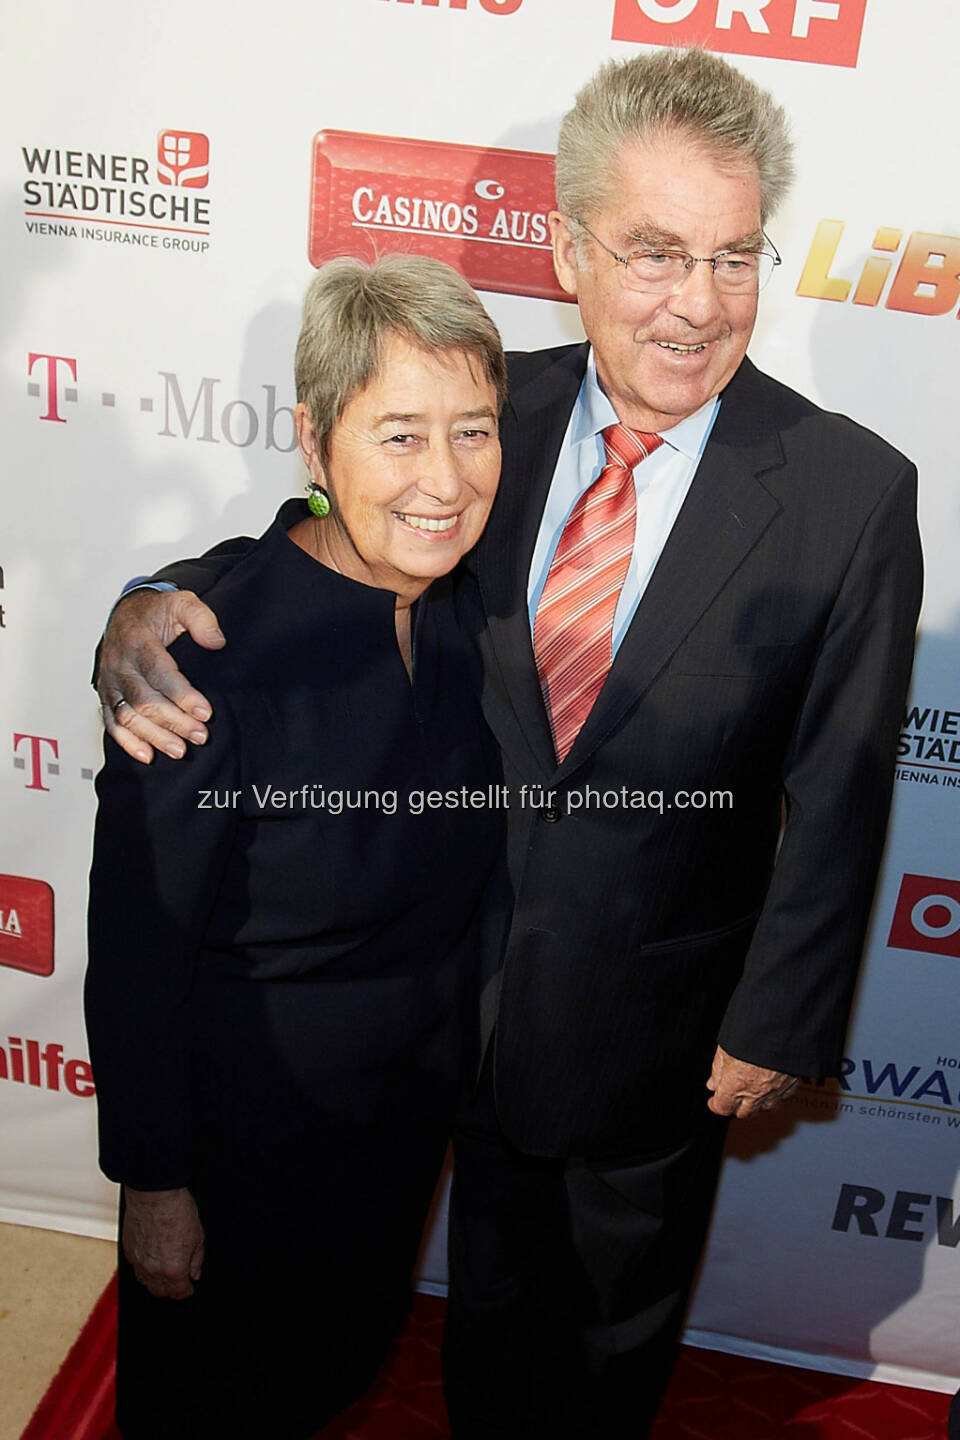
297;333;501;602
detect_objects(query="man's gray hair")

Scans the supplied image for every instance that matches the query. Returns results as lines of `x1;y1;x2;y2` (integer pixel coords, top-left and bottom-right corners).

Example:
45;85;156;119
295;254;507;455
555;47;794;230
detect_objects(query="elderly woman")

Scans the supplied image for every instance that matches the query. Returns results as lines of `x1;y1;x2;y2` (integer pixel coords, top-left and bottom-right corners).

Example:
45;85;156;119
85;255;506;1440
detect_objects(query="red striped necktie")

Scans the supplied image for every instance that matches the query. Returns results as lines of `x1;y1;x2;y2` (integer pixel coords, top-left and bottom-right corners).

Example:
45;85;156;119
534;422;663;763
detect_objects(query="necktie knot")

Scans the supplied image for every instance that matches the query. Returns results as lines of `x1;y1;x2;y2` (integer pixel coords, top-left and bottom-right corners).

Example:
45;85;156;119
601;423;662;474
533;422;663;763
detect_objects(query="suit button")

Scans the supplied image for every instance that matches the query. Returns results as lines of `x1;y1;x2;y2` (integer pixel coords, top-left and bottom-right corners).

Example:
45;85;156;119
542;804;562;823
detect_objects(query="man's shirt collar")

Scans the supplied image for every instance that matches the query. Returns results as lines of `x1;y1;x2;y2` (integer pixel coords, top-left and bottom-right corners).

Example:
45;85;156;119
572;346;719;461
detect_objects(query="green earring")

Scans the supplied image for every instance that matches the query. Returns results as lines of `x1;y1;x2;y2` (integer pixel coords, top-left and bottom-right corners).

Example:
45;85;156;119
307;482;330;518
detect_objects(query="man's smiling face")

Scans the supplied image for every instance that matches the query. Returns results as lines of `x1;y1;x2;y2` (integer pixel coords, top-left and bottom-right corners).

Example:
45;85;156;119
550;132;764;432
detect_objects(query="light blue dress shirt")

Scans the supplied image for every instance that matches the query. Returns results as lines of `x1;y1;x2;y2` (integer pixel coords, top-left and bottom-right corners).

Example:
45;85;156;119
526;349;720;655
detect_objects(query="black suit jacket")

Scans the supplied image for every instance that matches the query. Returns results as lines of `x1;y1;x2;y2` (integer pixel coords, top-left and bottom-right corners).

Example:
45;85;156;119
148;346;922;1160
467;344;921;1156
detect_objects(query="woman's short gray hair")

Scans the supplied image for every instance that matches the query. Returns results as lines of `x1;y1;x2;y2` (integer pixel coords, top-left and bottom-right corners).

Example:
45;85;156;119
555;47;794;231
294;254;507;454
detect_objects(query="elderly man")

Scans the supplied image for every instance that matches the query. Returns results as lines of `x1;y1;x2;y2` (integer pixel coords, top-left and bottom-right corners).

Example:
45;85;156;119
98;49;920;1440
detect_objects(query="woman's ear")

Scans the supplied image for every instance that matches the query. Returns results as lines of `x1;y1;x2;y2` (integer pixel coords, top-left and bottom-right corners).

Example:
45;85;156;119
295;403;324;480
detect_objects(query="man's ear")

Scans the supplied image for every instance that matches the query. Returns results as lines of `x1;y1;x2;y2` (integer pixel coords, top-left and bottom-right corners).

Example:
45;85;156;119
549;211;580;298
295;404;324;480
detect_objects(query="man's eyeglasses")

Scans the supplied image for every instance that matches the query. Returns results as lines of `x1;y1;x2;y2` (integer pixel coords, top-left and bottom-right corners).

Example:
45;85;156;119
574;219;781;295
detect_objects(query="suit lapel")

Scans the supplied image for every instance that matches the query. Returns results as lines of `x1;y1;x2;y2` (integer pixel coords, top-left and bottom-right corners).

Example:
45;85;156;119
479;345;589;780
478;352;789;782
556;359;786;779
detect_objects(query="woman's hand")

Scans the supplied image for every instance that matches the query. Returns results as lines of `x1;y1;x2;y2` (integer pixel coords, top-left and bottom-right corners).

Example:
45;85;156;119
122;1185;206;1299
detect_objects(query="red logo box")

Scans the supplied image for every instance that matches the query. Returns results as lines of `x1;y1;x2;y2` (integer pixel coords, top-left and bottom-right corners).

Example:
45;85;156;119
157;130;210;188
308;130;571;303
0;875;54;977
888;874;960;959
611;0;868;69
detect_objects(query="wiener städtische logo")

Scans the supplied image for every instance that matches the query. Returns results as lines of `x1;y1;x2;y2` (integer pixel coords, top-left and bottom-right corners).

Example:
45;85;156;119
888;875;960;960
157;129;210;188
611;0;868;68
895;701;960;791
308;131;572;303
0;875;54;977
21;129;212;252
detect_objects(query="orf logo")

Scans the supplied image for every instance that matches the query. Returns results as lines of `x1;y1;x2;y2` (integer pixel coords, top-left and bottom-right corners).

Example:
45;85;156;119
157;130;210;189
0;876;54;977
888;875;960;959
611;0;868;68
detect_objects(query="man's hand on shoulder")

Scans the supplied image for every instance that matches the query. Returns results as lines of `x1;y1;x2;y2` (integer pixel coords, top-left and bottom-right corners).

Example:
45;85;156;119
97;589;225;765
706;1045;799;1119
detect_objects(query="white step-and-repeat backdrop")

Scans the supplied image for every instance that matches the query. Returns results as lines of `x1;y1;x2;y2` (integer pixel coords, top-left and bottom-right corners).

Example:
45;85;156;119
2;0;958;1393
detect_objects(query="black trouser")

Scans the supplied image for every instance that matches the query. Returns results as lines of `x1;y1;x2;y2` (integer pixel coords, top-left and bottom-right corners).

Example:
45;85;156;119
443;1062;729;1439
115;968;462;1440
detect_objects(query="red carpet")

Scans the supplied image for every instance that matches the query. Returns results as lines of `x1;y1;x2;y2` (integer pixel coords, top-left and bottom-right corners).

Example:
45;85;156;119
20;1275;119;1440
21;1280;952;1439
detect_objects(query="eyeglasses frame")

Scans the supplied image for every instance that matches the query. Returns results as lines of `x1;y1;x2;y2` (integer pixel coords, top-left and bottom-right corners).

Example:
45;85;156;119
572;218;782;293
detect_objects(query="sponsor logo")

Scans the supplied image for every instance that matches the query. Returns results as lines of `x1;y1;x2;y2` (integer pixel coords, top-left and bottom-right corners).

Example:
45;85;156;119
376;0;522;9
838;1054;960;1110
156;129;209;188
0;876;54;977
26;356;298;451
155;376;297;449
0;1036;94;1096
13;733;60;791
888;874;960;959
610;0;867;68
21;132;212;251
308;130;569;303
797;223;960;318
27;353;77;424
832;1183;960;1245
795;1053;960;1125
896;702;960;787
11;732;96;787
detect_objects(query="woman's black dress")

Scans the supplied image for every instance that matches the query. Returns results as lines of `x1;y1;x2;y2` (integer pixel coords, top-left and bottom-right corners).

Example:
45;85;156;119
85;500;502;1439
